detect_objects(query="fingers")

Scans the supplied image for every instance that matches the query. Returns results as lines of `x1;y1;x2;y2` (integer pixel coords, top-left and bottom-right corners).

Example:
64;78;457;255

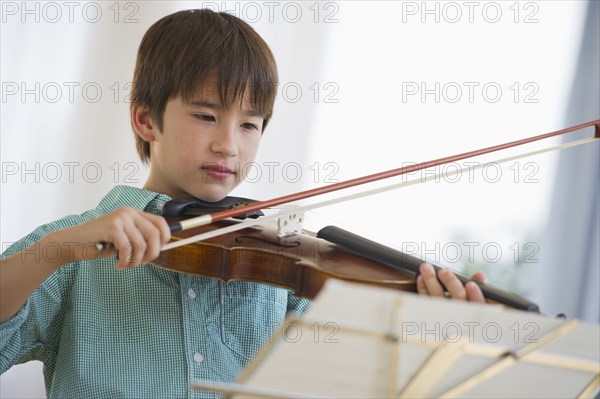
119;217;147;268
416;275;429;296
465;281;486;303
471;271;487;284
126;213;169;266
437;268;467;301
417;262;487;303
99;208;171;270
466;272;486;303
418;262;466;300
418;262;445;297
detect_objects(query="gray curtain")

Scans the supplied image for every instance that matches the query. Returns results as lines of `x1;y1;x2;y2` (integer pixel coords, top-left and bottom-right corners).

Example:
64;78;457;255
535;0;599;322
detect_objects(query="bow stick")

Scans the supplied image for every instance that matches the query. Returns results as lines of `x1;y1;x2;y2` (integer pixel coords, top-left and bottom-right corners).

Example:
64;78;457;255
162;130;599;251
170;120;600;234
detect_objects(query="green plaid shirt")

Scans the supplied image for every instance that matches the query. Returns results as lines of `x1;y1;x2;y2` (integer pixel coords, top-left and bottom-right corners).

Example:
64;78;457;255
0;186;310;398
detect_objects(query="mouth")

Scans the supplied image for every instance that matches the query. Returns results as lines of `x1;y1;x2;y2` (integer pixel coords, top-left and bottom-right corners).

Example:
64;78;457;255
202;164;235;180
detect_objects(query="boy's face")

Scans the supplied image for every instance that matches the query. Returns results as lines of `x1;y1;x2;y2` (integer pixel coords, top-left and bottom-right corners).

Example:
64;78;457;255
140;80;264;201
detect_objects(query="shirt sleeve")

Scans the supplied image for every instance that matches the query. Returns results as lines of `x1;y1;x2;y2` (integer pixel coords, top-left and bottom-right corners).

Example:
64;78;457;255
0;223;77;374
0;299;32;371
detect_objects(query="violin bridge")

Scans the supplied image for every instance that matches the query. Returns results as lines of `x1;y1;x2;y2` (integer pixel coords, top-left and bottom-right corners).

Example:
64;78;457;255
276;206;305;239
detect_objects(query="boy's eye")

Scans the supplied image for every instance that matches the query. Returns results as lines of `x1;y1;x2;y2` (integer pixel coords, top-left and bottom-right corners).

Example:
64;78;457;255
242;123;259;131
193;114;215;122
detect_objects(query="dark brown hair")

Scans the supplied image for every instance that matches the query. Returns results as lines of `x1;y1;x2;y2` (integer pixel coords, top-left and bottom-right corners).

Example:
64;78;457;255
131;9;278;163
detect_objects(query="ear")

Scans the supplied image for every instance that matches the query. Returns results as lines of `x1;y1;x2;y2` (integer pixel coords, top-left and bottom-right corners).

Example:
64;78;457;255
131;103;159;142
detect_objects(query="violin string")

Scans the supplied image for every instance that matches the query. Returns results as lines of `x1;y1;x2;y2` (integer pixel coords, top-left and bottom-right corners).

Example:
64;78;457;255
161;137;598;251
175;120;600;231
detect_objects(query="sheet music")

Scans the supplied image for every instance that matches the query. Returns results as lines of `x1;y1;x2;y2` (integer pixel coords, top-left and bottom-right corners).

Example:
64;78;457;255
192;280;600;398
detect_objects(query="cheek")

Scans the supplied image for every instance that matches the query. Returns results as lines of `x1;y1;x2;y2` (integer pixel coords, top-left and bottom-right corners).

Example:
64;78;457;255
171;132;206;160
241;135;261;161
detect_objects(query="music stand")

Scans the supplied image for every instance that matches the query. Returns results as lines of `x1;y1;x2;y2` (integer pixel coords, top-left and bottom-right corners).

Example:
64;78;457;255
191;280;600;398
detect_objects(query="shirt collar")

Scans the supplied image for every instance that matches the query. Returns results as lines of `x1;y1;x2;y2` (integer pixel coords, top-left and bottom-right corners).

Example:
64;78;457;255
96;185;172;216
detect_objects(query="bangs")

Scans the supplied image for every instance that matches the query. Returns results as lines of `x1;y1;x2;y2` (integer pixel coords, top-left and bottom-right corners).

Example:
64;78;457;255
175;13;277;118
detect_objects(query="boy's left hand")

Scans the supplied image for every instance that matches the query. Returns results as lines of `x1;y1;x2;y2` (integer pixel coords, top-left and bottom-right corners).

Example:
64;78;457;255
416;262;486;303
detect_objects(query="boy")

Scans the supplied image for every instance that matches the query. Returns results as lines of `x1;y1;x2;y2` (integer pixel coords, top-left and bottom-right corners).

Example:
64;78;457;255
0;9;484;398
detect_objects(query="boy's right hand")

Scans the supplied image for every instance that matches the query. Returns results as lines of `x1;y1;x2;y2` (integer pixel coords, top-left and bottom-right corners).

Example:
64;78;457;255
1;207;170;322
53;207;171;270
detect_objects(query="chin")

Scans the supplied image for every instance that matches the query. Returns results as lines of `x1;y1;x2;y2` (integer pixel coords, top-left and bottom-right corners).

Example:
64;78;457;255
200;194;228;203
191;189;230;203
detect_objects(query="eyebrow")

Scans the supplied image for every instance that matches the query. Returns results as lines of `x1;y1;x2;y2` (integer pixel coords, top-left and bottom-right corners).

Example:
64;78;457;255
188;100;263;118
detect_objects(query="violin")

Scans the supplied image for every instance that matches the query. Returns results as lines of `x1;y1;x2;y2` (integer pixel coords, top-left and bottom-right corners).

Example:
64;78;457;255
123;121;598;312
154;196;416;299
153;196;540;311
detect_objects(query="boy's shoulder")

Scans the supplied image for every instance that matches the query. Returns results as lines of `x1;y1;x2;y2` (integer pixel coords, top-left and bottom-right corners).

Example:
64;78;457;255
1;186;170;259
94;185;171;215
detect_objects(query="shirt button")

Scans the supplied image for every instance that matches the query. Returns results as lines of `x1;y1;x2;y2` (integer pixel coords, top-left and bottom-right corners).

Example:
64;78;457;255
187;288;196;299
194;353;204;363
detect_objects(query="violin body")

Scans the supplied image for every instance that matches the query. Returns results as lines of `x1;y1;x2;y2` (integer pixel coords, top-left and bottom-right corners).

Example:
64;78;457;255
154;197;540;311
153;217;416;300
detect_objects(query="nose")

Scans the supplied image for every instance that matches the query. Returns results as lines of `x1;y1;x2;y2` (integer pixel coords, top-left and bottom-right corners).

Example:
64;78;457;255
209;123;238;158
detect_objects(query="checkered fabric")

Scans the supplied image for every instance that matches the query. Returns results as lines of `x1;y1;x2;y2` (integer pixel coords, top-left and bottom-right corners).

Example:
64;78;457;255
0;186;311;398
